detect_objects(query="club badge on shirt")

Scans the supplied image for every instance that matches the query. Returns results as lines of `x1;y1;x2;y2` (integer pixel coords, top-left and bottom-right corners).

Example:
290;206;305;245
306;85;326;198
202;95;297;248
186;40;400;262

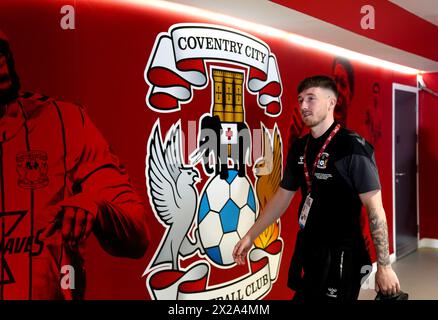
16;151;49;189
317;152;329;169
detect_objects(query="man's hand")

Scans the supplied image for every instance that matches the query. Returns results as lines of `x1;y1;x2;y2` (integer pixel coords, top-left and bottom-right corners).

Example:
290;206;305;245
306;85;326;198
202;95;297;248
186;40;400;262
232;187;295;266
41;207;94;247
375;265;400;296
232;235;252;265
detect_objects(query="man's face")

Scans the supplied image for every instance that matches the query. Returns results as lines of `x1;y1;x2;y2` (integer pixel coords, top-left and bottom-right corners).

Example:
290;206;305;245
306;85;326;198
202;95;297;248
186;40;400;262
298;87;335;128
333;63;352;126
0;52;12;91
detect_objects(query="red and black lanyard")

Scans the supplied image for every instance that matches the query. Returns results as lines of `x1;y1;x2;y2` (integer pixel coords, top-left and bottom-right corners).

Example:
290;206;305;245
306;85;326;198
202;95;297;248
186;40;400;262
303;124;340;193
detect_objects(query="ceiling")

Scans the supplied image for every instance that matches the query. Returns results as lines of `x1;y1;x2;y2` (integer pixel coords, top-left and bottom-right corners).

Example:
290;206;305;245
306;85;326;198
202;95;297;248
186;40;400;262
169;0;438;72
390;0;438;26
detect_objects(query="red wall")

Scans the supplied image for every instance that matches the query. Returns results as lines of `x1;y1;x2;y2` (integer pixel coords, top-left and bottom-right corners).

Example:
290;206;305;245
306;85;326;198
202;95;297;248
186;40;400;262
0;0;417;299
419;72;438;239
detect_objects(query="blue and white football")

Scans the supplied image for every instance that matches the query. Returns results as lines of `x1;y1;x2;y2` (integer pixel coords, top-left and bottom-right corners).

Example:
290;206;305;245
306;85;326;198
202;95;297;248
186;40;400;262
197;170;257;266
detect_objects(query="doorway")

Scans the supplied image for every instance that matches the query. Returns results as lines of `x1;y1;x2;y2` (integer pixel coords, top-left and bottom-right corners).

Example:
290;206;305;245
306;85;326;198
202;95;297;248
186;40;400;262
393;83;418;260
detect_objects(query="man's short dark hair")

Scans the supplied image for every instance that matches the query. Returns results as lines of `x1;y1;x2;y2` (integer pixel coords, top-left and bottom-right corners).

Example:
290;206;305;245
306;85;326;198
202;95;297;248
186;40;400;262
297;75;338;98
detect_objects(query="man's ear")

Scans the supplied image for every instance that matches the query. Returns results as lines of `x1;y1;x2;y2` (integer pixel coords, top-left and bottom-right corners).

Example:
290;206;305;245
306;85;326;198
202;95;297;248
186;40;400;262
328;96;337;110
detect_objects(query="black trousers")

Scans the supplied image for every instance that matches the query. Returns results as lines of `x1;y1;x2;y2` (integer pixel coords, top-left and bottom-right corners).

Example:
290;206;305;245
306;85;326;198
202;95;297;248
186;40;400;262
289;243;369;302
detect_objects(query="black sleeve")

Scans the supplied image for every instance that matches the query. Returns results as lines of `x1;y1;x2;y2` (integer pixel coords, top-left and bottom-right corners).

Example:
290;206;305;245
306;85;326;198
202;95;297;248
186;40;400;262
335;135;381;194
349;152;381;194
280;140;301;191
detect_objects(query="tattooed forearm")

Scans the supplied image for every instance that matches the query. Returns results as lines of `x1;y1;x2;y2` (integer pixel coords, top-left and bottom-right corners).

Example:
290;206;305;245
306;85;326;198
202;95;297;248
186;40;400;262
368;207;390;266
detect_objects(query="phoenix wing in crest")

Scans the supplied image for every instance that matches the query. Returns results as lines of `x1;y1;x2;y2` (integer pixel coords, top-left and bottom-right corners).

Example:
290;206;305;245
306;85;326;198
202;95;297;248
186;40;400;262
253;124;282;248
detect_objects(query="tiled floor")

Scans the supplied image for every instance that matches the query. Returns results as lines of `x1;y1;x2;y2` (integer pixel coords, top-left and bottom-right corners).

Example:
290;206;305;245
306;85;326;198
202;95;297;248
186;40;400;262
359;248;438;300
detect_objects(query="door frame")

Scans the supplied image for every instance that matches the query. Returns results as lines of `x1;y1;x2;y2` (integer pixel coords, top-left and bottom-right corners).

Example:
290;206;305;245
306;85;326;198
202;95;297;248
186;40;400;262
392;83;419;260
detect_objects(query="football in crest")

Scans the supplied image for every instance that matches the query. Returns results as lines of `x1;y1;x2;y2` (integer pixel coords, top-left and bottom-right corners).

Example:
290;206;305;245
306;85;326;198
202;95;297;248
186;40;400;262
197;170;257;266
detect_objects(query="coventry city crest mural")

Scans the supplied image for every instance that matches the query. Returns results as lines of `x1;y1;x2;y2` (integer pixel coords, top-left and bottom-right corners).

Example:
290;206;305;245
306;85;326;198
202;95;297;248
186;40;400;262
143;23;285;300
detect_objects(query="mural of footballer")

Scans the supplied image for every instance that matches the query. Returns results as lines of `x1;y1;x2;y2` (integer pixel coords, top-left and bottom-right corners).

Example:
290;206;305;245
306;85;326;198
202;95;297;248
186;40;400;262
332;57;354;128
0;30;150;300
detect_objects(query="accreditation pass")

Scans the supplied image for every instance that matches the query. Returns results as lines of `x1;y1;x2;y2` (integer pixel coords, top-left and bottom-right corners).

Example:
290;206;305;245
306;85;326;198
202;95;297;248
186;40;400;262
299;194;313;229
